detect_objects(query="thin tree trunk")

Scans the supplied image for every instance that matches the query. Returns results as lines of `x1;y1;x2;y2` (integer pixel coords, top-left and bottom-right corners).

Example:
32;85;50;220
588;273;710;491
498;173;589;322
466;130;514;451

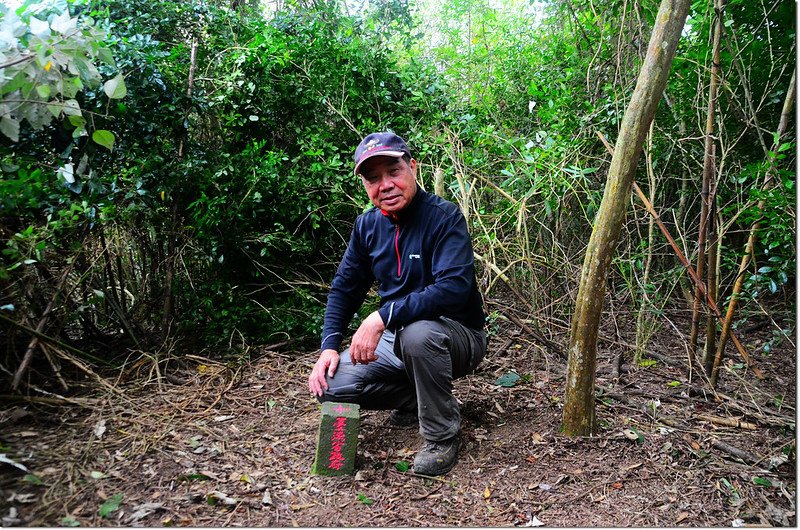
690;0;726;364
711;67;796;386
635;123;657;363
562;0;691;437
703;197;718;373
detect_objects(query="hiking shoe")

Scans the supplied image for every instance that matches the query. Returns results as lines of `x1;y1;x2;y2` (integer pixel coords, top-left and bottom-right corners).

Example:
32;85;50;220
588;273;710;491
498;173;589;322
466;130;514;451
413;436;460;476
387;409;418;428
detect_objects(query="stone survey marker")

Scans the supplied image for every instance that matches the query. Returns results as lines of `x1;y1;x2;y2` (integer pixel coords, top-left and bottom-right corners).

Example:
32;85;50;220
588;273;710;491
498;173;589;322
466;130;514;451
311;402;360;476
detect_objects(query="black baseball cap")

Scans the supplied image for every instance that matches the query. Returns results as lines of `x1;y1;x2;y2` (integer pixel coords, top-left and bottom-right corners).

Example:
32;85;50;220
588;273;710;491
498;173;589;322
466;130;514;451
353;132;412;176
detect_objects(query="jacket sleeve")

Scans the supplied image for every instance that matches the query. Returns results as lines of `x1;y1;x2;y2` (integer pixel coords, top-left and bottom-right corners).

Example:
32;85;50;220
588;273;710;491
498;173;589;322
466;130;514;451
320;220;374;351
377;210;475;329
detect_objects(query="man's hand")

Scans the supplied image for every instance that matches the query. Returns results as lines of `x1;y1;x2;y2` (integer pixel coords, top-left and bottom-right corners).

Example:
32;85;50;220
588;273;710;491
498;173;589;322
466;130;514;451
349;311;385;365
308;349;340;397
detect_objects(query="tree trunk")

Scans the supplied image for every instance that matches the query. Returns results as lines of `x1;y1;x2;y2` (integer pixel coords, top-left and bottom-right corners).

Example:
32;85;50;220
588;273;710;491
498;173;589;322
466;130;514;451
562;0;691;437
690;0;726;365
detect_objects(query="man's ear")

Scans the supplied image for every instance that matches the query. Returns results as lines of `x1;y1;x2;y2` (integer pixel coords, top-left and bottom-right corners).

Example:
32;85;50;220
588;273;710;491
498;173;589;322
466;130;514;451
409;158;417;176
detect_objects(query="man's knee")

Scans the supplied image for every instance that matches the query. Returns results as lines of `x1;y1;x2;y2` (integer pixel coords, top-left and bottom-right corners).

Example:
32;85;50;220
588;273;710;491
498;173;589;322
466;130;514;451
396;320;449;358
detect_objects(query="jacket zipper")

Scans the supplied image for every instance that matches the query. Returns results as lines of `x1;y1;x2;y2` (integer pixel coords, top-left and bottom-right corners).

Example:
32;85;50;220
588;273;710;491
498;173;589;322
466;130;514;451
394;225;401;277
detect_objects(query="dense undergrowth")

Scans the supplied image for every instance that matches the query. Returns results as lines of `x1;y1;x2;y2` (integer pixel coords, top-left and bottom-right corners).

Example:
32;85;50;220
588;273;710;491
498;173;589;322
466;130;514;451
0;0;795;389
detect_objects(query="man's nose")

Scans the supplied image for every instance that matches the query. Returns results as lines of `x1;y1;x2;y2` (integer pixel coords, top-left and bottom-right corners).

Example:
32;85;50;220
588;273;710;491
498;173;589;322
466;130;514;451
378;175;394;191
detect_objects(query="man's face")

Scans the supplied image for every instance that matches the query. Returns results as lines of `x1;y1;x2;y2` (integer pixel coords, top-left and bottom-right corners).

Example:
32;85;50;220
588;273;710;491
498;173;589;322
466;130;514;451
359;156;418;214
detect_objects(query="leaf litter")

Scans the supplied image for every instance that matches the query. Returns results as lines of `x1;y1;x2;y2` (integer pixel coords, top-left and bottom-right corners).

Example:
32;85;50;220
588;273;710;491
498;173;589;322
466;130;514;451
0;309;795;527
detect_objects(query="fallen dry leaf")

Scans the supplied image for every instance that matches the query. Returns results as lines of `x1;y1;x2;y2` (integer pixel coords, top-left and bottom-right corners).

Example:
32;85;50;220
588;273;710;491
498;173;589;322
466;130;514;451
611;482;623;489
483;486;491;499
676;511;689;523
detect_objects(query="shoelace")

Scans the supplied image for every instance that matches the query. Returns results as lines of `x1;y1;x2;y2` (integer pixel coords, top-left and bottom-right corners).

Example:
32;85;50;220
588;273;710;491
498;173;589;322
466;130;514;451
423;440;451;453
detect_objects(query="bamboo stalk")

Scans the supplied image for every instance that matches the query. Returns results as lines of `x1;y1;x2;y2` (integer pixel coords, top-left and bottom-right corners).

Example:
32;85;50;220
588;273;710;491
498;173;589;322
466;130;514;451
162;36;198;339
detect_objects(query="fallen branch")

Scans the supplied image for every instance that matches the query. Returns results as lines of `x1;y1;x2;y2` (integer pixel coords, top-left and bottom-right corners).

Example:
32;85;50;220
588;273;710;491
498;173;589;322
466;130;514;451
697;414;758;430
711;439;761;465
678;386;794;427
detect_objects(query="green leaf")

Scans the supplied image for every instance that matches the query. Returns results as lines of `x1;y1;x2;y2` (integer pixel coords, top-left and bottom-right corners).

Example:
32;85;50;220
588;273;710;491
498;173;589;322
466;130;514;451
638;359;657;368
89;471;106;479
47;103;62;118
68;114;86;127
666;381;681;387
356;492;374;506
495;371;521;387
630;426;645;444
394;460;410;472
98;493;123;518
60;516;80;527
92;130;115;151
0;116;20;142
752;476;772;487
23;474;43;485
62;99;81;116
36;85;51;98
97;47;116;67
103;74;127;100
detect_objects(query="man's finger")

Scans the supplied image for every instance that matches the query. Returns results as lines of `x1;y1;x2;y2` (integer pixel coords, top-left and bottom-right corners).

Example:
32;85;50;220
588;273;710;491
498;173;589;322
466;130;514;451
328;356;339;377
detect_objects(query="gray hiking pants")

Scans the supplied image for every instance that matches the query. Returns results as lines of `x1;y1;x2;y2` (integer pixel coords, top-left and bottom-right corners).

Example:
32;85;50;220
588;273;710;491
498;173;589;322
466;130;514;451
319;317;486;442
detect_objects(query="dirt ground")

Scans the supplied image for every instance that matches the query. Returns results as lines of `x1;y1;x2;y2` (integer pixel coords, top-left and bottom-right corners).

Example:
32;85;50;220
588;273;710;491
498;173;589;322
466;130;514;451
1;307;796;527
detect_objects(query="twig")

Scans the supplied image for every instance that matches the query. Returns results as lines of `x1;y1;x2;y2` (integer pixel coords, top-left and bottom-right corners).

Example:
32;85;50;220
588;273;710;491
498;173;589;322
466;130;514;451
39;342;69;392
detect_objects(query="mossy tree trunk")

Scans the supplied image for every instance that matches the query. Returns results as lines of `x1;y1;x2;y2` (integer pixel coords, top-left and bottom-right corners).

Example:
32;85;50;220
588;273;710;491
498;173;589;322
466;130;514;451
562;0;692;436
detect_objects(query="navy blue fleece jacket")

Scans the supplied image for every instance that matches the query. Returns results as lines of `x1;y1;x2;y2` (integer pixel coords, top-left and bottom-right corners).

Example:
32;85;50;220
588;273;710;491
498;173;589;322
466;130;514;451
320;187;485;352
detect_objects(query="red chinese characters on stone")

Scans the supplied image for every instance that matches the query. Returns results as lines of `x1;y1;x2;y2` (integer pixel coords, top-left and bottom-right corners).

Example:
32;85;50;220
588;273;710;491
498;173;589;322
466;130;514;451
328;416;347;470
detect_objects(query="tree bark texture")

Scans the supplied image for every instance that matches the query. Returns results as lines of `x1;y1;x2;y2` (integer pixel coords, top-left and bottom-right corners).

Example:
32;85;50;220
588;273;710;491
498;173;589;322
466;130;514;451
562;0;691;436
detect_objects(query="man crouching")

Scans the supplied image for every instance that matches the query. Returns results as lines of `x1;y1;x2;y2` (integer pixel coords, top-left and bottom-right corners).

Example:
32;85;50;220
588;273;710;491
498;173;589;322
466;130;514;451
308;132;486;476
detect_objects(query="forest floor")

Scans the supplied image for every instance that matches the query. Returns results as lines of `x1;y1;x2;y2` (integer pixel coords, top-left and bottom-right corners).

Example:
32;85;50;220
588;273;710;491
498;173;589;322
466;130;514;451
1;300;796;527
